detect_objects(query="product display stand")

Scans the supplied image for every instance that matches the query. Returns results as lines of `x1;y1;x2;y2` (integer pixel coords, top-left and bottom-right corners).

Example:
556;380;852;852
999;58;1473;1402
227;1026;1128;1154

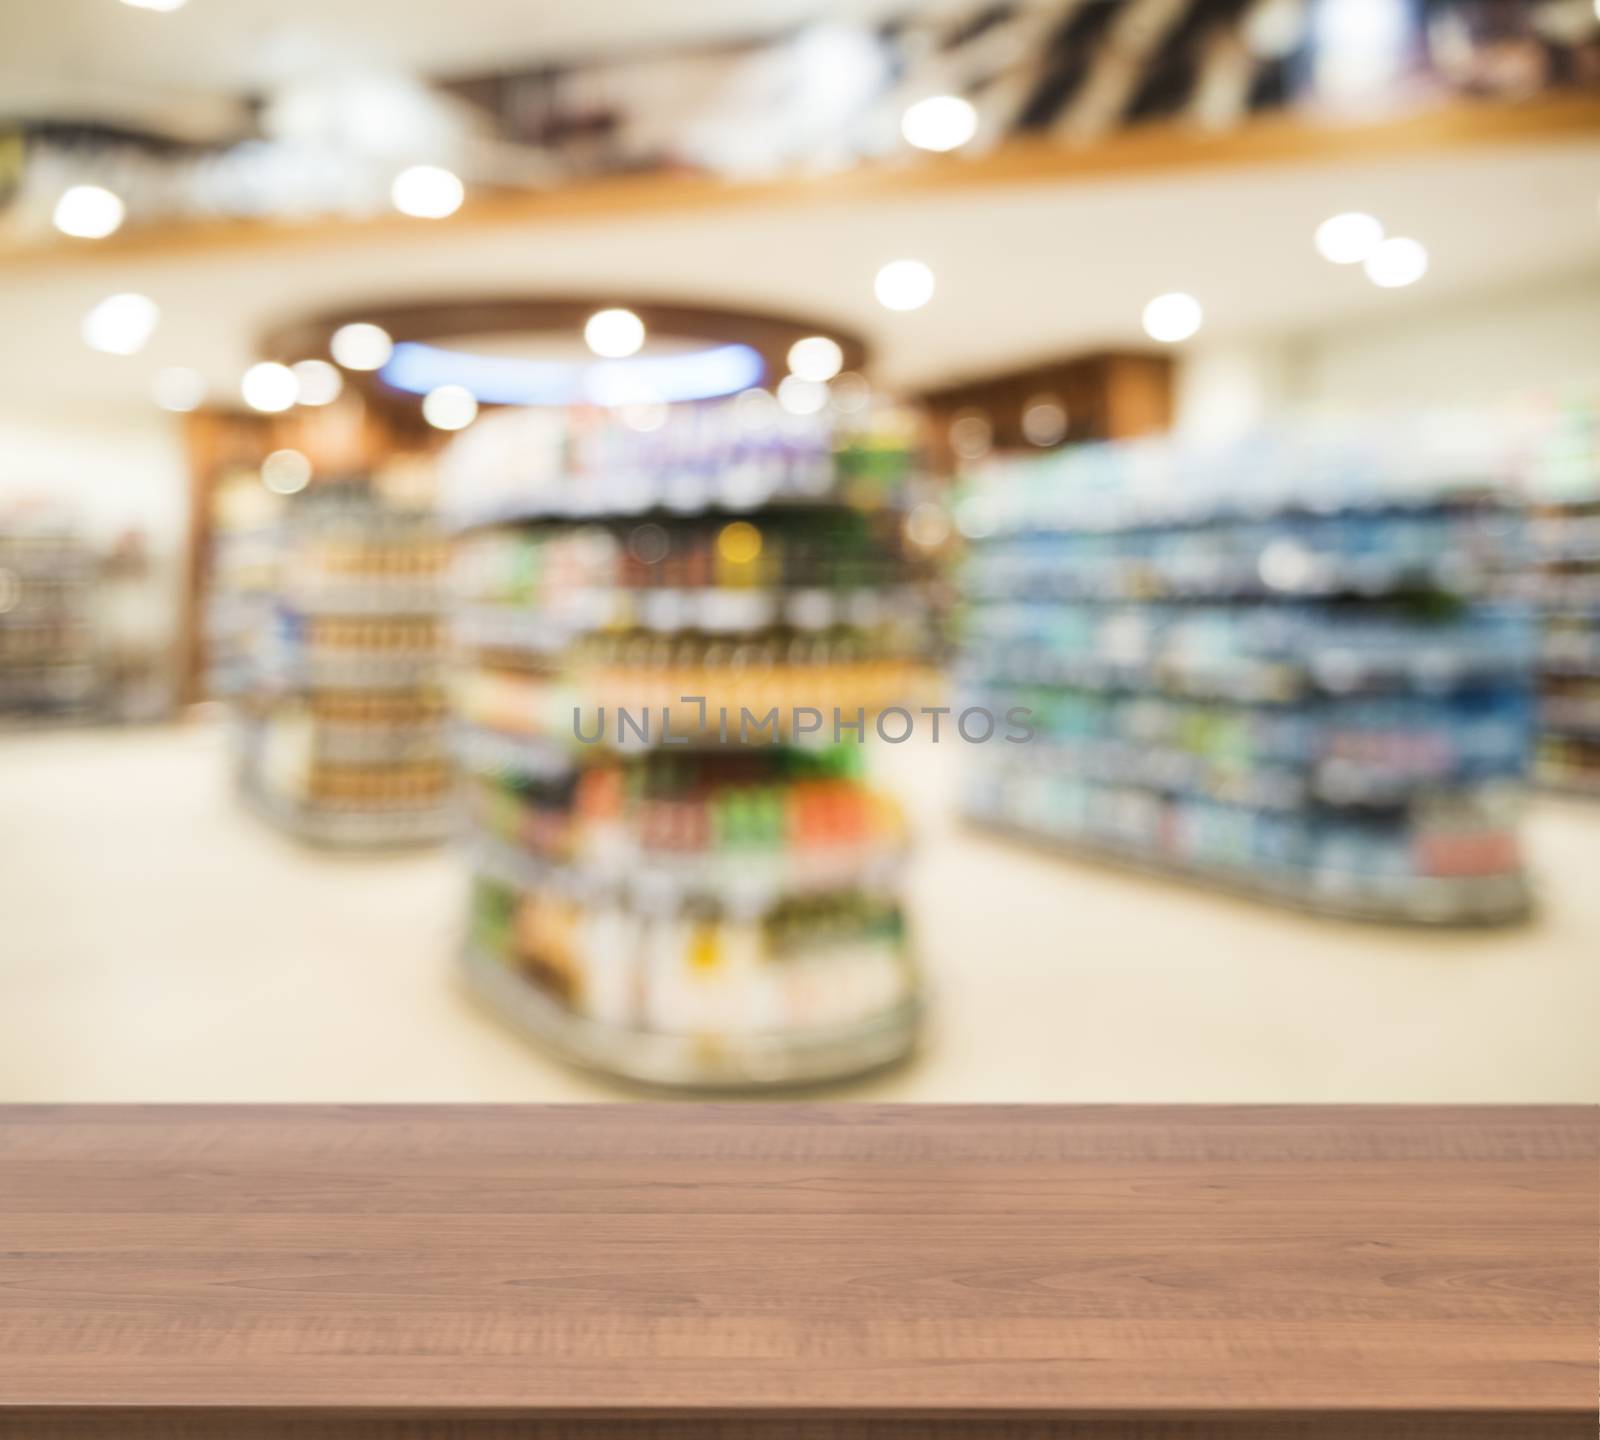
0;519;99;725
1526;394;1600;797
442;401;926;1089
222;481;452;849
955;421;1535;924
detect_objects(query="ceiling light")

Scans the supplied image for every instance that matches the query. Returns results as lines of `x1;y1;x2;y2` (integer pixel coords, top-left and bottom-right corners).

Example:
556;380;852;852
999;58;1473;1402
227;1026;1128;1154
584;308;646;359
261;449;312;495
830;372;870;414
949;412;992;461
777;374;827;416
81;293;158;355
735;388;779;427
120;0;186;10
1314;211;1383;264
422;384;478;431
1141;292;1203;343
901;95;978;152
786;336;844;383
330;323;393;371
152;366;205;413
291;359;343;406
1364;236;1428;288
52;185;125;239
874;259;935;312
1021;396;1069;447
391;165;464;219
241;362;297;413
620;400;669;433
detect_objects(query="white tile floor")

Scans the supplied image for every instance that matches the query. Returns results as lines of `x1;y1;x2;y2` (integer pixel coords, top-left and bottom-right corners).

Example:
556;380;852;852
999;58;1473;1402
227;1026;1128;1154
1;719;1596;1103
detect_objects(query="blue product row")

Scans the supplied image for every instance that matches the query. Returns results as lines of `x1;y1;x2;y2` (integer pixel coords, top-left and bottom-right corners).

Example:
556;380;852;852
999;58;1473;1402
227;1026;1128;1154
962;681;1532;810
965;759;1525;912
963;504;1522;602
954;417;1519;538
959;601;1535;700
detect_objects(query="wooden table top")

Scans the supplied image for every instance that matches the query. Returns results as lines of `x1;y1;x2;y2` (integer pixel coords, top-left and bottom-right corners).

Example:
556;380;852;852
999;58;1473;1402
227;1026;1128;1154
0;1104;1593;1439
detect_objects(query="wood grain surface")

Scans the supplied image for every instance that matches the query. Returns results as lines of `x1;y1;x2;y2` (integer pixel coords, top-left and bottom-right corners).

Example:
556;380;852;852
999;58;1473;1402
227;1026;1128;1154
0;1105;1592;1439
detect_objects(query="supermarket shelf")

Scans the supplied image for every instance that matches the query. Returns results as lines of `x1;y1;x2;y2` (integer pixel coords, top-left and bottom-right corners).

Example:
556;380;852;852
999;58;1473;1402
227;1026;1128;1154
971;735;1521;814
453;586;921;650
469;828;907;917
459;941;921;1092
240;781;455;851
1536;774;1600;801
964;811;1532;927
295;652;447;689
961;652;1523;704
444;483;847;534
283;585;445;617
1541;658;1600;678
313;722;451;764
455;723;574;779
956;486;1513;543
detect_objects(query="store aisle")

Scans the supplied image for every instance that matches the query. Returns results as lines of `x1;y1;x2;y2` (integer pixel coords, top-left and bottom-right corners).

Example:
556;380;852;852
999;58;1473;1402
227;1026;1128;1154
0;721;607;1102
1;721;1596;1102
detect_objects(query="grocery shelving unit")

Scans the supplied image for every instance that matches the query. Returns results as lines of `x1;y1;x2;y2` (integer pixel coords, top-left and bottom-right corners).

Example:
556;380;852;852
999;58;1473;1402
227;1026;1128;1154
1525;395;1600;799
954;422;1536;925
220;482;453;849
443;401;927;1089
0;521;99;725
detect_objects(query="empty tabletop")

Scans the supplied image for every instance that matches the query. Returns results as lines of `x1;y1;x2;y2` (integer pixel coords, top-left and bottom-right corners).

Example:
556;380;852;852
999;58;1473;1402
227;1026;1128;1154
0;1104;1593;1438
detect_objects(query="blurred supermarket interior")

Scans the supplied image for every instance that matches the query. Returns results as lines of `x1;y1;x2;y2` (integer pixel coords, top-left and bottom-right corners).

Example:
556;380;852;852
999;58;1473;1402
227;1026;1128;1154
1;0;1598;1102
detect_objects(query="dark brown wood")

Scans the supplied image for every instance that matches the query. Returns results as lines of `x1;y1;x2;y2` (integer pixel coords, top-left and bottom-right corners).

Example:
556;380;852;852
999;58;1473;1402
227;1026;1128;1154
176;408;274;706
917;350;1175;467
0;1106;1592;1439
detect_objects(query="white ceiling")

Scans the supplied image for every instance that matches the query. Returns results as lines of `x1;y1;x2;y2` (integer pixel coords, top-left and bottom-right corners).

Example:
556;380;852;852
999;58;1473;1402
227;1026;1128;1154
0;0;908;124
2;136;1597;419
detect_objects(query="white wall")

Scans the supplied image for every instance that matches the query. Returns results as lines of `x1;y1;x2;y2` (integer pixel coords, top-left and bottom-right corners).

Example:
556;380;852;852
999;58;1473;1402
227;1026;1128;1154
1293;270;1600;412
0;406;189;548
1177;270;1600;437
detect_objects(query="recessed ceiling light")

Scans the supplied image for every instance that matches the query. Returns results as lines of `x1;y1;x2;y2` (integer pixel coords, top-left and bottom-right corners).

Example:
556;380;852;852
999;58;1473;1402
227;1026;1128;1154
1021;396;1069;447
120;0;187;11
584;308;646;359
81;293;158;355
261;449;312;495
1314;211;1384;265
901;95;978;153
53;185;125;239
241;362;298;413
329;323;394;371
1364;236;1428;288
874;260;935;312
777;374;828;416
422;384;478;431
291;359;344;406
390;165;464;219
1141;292;1203;343
786;336;844;383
